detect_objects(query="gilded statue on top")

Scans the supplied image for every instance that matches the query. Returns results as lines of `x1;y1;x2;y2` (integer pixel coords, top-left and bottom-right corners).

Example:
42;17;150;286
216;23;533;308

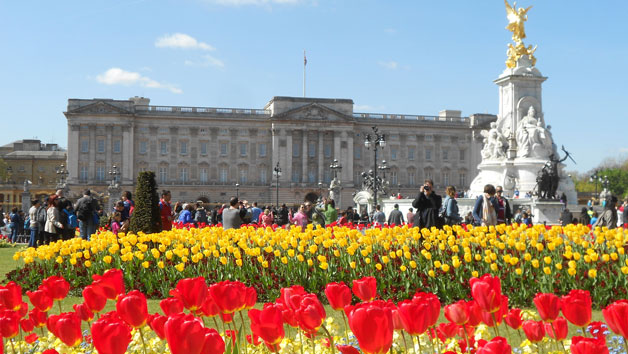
504;0;537;68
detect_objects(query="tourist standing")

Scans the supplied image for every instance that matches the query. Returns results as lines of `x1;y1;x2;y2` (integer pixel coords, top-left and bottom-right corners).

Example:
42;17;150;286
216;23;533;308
559;208;573;226
495;186;513;224
412;179;442;229
44;194;63;244
441;186;462;226
75;189;99;240
406;208;415;225
289;204;309;230
277;204;289;226
260;209;274;227
593;195;618;229
28;200;40;247
387;204;405;226
178;204;194;225
324;199;337;225
159;190;174;231
194;201;208;225
577;207;590;225
250;202;262;224
222;197;248;230
472;184;498;226
9;207;20;243
122;191;134;218
372;205;386;225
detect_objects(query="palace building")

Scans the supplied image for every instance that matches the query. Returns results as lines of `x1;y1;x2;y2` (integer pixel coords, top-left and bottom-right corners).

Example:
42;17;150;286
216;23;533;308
64;96;494;207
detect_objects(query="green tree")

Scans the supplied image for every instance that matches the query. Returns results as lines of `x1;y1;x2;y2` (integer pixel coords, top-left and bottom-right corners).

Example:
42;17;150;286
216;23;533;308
129;171;162;234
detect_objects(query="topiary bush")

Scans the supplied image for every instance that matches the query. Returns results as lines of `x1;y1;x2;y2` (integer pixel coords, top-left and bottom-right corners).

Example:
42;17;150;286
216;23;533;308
129;171;162;234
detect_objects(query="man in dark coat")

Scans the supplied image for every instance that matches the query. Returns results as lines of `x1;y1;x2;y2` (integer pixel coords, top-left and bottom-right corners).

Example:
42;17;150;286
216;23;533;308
412;179;442;229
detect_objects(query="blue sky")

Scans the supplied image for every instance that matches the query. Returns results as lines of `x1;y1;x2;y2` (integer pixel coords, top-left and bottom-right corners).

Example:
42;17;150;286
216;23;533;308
1;0;626;173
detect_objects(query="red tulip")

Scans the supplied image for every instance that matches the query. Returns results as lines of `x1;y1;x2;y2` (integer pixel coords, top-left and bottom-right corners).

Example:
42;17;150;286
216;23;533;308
397;299;430;335
73;303;94;322
325;282;352;311
337;345;361;354
533;293;561;322
165;313;224;354
201;328;225;354
26;289;53;312
148;313;167;339
247;334;262;346
47;312;82;347
602;300;628;339
116;290;149;328
245;286;257;310
476;336;512;354
91;314;132;354
352;277;377;302
561;290;592;327
504;308;523;330
92;269;125;300
224;330;237;346
347;301;393;354
277;285;307;312
41;276;70;301
20;317;34;332
469;274;502;313
570;336;609;354
248;304;285;345
391;308;404;331
0;310;20;338
83;284;108;313
208;280;247;314
445;300;469;325
481;295;509;327
220;312;233;323
172;277;208;312
29;308;47;328
437;322;460;339
0;282;23;311
466;300;483;327
42;350;59;354
522;320;545;343
25;333;38;344
545;317;568;341
295;294;326;335
199;292;220;317
412;292;441;327
160;297;184;316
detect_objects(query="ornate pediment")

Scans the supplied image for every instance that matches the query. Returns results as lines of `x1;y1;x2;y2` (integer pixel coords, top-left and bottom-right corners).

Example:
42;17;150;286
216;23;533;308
274;103;354;122
68;101;132;115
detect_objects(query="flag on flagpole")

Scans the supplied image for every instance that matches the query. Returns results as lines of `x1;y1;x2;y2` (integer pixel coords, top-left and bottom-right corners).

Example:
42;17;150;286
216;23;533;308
304;50;307;66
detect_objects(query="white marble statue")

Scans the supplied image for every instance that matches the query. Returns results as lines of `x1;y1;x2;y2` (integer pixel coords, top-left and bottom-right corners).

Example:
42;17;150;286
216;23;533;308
516;106;553;158
329;177;341;201
480;122;507;159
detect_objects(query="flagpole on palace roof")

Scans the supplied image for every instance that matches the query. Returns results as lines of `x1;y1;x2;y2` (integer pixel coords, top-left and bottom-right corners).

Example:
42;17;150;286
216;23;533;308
303;50;307;97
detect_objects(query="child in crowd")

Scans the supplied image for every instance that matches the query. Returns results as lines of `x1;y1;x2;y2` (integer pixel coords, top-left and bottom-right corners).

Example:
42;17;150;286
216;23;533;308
110;212;123;235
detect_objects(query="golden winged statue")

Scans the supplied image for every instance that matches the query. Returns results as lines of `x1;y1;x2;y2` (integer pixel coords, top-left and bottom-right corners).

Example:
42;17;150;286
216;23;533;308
504;0;532;43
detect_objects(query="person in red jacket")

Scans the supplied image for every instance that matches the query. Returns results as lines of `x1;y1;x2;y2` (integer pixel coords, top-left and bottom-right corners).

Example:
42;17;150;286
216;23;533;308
159;190;174;231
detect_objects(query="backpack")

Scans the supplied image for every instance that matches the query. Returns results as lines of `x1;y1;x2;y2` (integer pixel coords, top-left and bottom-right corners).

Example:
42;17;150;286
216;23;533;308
36;206;47;225
63;209;79;229
24;217;30;230
76;197;93;222
194;209;208;224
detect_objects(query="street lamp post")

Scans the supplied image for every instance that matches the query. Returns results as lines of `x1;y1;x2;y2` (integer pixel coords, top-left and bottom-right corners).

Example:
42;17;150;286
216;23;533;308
364;126;386;209
317;182;323;201
273;162;282;206
589;172;601;203
235;183;240;199
107;165;121;214
330;159;342;179
55;164;69;195
602;175;610;192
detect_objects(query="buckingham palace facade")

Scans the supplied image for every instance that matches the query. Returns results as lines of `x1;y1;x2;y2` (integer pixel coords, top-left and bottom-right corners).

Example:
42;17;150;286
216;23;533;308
64;96;495;207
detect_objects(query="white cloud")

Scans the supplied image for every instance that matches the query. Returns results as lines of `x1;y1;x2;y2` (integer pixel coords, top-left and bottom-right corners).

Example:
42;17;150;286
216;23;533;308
206;0;301;5
378;61;399;70
384;28;397;34
185;55;225;68
155;33;214;51
96;68;182;94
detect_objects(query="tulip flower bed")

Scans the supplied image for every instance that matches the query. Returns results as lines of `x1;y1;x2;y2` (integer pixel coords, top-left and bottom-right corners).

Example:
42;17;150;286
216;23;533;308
2;270;628;354
7;224;628;307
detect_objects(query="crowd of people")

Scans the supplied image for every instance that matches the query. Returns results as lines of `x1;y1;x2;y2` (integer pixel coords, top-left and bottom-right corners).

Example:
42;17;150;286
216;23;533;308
2;181;627;245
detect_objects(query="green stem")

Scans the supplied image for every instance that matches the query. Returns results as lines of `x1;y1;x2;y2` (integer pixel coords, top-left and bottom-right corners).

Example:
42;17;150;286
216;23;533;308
239;311;249;354
341;310;350;344
461;327;470;354
57;300;63;314
416;335;423;354
431;326;440;354
321;325;336;354
139;326;148;354
212;316;221;333
299;329;305;354
310;332;316;354
490;312;501;337
549;322;560;352
9;338;17;354
400;331;410;354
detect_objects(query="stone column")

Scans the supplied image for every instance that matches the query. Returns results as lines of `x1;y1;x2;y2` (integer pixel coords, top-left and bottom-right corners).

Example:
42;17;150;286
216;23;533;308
67;124;80;184
318;131;324;183
346;131;354;185
301;131;307;183
121;123;134;185
105;125;113;173
286;130;293;184
88;125;96;183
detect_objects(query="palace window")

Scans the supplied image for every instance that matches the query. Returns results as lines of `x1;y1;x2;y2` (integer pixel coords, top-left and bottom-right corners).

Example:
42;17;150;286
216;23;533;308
240;143;248;156
354;146;361;159
220;143;228;156
259;143;267;157
96;166;105;182
308;142;316;157
160;141;168;155
425;149;432;161
408;148;415;161
81;140;89;153
139;141;147;154
219;168;228;183
239;169;247;184
159;167;167;184
459;149;466;162
260;169;267;184
180;142;188;155
391;148;398;160
408;173;415;186
113;140;121;153
97;139;105;153
180;167;188;183
200;142;208;155
200;168;208;183
308;170;316;183
443;172;449;186
442;150;449;161
292;171;300;183
324;145;332;158
292;143;300;157
80;166;88;182
459;173;466;187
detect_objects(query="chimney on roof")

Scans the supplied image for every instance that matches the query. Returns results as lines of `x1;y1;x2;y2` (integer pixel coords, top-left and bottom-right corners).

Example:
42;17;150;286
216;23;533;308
130;96;150;106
